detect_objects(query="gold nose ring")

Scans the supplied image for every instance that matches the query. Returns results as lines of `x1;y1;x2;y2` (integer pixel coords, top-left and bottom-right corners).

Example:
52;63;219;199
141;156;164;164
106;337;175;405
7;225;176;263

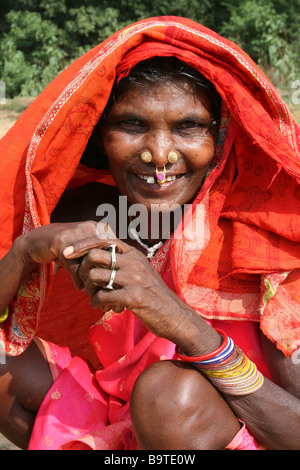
168;151;178;164
141;151;152;163
155;166;166;185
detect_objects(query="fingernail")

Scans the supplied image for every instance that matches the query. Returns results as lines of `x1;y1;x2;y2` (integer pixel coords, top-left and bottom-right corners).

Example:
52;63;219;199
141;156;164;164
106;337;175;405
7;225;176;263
63;246;74;257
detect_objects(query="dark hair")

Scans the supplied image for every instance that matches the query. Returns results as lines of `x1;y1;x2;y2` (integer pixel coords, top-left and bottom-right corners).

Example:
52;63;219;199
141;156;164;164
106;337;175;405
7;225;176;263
103;56;221;125
81;57;221;169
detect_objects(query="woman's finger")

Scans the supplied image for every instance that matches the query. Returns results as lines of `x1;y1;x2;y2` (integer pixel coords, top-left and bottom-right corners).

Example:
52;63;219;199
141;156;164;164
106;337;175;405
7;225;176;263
63;222;117;258
63;235;131;260
62;258;85;291
84;267;120;296
63;236;110;258
90;287;127;311
78;243;135;284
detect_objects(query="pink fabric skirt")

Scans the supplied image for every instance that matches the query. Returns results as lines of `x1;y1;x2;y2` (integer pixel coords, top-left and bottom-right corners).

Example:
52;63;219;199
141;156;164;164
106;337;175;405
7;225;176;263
28;320;267;450
30;338;139;450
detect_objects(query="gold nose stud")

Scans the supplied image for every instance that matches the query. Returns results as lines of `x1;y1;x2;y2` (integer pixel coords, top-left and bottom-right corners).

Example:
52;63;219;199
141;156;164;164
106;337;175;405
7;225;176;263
141;150;178;165
167;151;178;164
141;151;152;163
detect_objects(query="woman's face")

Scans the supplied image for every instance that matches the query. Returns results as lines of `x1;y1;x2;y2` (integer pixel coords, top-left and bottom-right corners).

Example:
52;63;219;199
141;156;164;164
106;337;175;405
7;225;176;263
99;81;216;210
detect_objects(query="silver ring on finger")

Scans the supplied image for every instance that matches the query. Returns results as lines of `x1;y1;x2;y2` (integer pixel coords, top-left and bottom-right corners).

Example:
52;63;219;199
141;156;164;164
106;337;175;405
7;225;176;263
103;244;117;290
103;268;117;290
109;244;117;271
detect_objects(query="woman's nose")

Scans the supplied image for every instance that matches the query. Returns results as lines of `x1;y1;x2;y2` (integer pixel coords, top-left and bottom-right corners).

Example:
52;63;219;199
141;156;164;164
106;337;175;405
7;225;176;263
147;131;174;167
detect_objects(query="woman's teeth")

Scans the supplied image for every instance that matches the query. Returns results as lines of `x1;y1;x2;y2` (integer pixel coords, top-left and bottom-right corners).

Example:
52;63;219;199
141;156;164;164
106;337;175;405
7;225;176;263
137;174;177;184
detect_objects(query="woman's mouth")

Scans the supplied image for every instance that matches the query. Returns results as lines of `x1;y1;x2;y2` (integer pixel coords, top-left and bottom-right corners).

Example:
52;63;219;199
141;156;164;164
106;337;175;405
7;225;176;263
136;173;181;184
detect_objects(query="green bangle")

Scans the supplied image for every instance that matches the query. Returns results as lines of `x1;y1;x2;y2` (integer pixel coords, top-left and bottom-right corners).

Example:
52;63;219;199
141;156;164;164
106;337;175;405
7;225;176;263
0;306;9;323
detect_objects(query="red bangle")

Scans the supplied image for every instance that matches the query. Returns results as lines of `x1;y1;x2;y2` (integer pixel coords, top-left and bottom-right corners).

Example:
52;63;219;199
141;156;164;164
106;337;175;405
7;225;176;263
176;329;228;362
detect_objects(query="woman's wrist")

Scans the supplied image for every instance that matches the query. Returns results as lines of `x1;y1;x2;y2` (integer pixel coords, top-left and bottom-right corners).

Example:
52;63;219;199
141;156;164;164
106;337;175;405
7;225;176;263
171;302;222;358
10;234;38;280
0;235;38;313
176;329;264;396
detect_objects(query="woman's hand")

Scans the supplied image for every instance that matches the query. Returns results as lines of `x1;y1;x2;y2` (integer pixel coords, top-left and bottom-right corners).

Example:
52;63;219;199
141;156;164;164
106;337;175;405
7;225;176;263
63;234;178;336
14;221;104;290
0;221;102;312
63;227;220;352
8;220;219;354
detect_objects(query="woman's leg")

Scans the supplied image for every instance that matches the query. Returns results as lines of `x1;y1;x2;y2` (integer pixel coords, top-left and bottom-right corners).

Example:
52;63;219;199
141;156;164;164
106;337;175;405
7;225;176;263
130;360;241;450
0;339;53;449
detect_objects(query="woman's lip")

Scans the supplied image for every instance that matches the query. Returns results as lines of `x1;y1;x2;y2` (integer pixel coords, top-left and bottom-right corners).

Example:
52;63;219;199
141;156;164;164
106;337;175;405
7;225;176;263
132;172;186;191
135;173;183;184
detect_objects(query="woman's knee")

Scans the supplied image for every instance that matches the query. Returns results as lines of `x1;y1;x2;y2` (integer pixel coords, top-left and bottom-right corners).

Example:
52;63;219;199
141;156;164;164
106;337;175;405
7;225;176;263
0;339;53;449
130;360;240;450
0;339;53;412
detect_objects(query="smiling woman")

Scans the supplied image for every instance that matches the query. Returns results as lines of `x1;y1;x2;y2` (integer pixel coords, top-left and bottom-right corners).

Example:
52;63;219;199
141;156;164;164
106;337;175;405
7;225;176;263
99;69;217;210
0;16;300;451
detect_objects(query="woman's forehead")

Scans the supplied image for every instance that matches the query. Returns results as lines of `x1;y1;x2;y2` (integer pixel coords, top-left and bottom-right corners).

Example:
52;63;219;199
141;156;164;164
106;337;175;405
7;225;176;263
108;80;213;117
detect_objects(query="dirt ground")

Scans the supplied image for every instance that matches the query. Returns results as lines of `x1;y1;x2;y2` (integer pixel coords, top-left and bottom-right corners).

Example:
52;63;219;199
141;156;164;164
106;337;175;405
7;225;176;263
0;97;35;140
0;96;299;451
0;433;20;450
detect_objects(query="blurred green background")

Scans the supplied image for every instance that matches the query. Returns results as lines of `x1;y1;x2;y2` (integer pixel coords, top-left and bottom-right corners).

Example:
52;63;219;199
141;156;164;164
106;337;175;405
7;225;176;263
0;0;299;101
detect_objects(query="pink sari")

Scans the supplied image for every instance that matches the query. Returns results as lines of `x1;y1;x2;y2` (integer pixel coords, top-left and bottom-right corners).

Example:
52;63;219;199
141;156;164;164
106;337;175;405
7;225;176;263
28;242;267;450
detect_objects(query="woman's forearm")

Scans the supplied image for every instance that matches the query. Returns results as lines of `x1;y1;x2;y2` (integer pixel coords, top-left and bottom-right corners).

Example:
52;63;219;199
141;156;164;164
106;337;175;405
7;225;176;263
225;378;300;449
174;308;300;449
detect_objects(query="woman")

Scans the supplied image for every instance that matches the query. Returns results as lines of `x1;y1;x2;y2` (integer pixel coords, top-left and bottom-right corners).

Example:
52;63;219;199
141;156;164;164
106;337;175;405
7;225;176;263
0;16;300;450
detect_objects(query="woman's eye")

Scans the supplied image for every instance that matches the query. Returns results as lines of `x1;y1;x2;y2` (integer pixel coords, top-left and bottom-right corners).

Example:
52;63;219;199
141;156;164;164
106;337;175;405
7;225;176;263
127;120;142;126
179;121;198;128
122;120;145;130
178;121;208;129
176;120;212;135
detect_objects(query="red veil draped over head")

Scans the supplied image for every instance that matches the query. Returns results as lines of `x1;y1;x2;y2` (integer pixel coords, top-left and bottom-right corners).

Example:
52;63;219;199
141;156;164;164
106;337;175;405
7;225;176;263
0;16;300;365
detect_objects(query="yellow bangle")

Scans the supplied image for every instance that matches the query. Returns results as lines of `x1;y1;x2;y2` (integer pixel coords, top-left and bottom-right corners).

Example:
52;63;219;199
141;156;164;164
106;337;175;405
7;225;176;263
0;306;9;323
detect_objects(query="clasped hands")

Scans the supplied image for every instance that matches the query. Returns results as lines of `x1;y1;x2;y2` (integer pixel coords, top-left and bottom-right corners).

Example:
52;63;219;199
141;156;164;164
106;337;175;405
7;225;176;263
16;220;205;352
20;220;178;339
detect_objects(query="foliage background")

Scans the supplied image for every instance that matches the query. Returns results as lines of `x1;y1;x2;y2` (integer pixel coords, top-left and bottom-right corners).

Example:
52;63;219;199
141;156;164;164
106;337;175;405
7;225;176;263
0;0;299;100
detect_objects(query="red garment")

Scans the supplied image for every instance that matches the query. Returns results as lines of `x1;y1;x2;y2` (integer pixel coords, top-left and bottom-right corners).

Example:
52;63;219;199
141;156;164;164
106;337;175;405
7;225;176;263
0;16;299;361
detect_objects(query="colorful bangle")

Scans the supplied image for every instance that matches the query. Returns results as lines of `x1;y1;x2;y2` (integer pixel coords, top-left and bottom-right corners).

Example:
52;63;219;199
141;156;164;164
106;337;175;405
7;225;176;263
0;306;9;323
204;352;264;396
175;329;229;363
176;330;264;396
198;337;235;365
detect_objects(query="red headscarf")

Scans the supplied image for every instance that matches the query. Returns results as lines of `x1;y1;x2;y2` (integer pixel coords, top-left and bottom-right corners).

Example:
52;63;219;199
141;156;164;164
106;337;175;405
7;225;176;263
0;16;299;357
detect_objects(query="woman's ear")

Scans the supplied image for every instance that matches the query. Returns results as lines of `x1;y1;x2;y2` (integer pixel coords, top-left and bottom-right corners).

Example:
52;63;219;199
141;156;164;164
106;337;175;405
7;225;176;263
92;122;105;153
80;127;109;169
